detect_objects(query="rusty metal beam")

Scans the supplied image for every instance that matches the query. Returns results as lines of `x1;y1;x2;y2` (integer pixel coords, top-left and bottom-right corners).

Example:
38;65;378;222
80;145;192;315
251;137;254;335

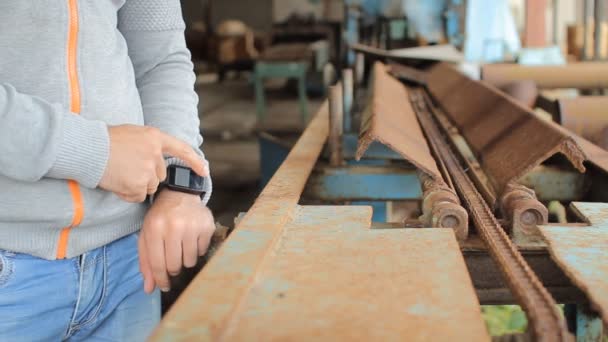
357;62;442;181
151;102;330;341
358;62;468;238
540;202;608;326
427;63;587;195
575;136;608;174
481;63;608;89
558;96;608;148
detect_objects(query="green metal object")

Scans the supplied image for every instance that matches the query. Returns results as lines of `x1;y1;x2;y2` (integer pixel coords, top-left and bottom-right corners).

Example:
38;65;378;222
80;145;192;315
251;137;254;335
253;62;309;124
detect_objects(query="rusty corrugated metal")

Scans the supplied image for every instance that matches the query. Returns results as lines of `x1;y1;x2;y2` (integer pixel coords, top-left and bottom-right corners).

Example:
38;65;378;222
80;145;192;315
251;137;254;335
540;202;608;326
151;102;330;341
357;62;442;181
223;206;489;341
482;63;608;89
426;63;587;194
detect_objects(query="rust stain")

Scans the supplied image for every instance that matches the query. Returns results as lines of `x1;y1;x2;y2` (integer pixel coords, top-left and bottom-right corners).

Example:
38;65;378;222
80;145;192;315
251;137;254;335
482;62;608;89
357;62;442;181
224;206;489;341
151;103;331;341
540;202;608;326
426;63;587;194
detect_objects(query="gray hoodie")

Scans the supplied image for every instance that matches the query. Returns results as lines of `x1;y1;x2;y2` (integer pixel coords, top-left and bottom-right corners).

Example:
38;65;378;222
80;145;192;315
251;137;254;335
0;0;211;260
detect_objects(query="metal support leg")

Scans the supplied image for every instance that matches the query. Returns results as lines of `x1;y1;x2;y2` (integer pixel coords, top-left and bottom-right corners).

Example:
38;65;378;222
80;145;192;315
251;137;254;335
577;306;604;341
254;66;266;122
342;68;353;133
566;304;604;341
298;71;309;124
594;0;606;60
328;84;344;167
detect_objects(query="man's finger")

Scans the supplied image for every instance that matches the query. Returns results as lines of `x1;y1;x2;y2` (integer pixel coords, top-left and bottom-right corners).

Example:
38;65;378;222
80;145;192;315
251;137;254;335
157;156;167;182
183;233;199;268
147;177;160;195
159;135;207;177
138;233;156;294
197;234;212;257
165;235;183;277
144;232;171;292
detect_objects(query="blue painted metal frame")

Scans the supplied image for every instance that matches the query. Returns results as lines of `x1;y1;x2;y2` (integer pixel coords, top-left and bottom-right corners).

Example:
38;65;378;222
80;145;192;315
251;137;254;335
306;166;422;201
259;134;292;188
565;304;604;342
342;133;402;159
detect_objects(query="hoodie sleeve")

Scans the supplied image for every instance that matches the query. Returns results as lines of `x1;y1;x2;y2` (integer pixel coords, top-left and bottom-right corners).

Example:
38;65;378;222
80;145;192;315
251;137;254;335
118;0;211;204
0;83;110;188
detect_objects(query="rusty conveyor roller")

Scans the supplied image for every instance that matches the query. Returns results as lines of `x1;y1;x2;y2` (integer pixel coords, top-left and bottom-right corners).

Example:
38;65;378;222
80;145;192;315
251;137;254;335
410;88;571;341
357;62;468;238
426;63;587;195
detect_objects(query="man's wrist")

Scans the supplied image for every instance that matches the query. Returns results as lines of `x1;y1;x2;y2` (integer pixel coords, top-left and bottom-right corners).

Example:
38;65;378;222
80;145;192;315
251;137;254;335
154;187;202;203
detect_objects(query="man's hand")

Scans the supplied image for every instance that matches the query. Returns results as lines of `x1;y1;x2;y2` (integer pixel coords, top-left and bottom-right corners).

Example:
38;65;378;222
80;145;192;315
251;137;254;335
138;189;215;293
99;125;208;203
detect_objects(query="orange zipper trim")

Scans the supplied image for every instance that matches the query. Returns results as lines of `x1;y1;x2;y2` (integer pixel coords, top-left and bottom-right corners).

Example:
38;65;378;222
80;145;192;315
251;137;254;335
57;0;84;259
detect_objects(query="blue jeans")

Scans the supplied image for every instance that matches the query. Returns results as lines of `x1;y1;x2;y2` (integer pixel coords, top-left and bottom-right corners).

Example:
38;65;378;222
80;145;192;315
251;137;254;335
0;233;160;341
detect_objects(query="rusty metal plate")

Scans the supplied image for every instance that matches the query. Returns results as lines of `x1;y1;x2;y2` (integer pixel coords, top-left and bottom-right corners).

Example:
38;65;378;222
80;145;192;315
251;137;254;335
357;62;442;181
224;206;488;341
151;103;330;341
540;202;608;326
481;63;608;89
426;63;587;194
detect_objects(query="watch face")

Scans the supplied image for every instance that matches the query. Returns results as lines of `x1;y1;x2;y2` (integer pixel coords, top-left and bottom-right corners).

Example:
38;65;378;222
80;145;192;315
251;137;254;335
174;167;191;188
168;165;205;193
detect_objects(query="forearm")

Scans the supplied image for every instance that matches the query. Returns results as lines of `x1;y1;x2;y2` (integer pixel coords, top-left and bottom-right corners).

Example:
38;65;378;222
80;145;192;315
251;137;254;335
120;18;211;203
123;30;202;150
0;83;109;187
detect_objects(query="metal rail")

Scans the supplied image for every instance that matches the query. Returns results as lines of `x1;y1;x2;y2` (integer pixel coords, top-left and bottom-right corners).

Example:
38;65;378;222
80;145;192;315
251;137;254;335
410;89;571;342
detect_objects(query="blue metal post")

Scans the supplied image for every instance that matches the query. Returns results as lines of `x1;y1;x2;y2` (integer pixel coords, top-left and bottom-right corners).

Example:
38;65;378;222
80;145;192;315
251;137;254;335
576;305;604;342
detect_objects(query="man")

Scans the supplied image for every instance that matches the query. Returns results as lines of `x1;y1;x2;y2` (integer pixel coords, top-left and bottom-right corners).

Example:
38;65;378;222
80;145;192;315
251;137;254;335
0;1;215;340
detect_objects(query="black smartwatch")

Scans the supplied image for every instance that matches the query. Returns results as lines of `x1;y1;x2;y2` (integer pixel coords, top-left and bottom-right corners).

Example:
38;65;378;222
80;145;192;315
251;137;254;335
162;165;206;198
